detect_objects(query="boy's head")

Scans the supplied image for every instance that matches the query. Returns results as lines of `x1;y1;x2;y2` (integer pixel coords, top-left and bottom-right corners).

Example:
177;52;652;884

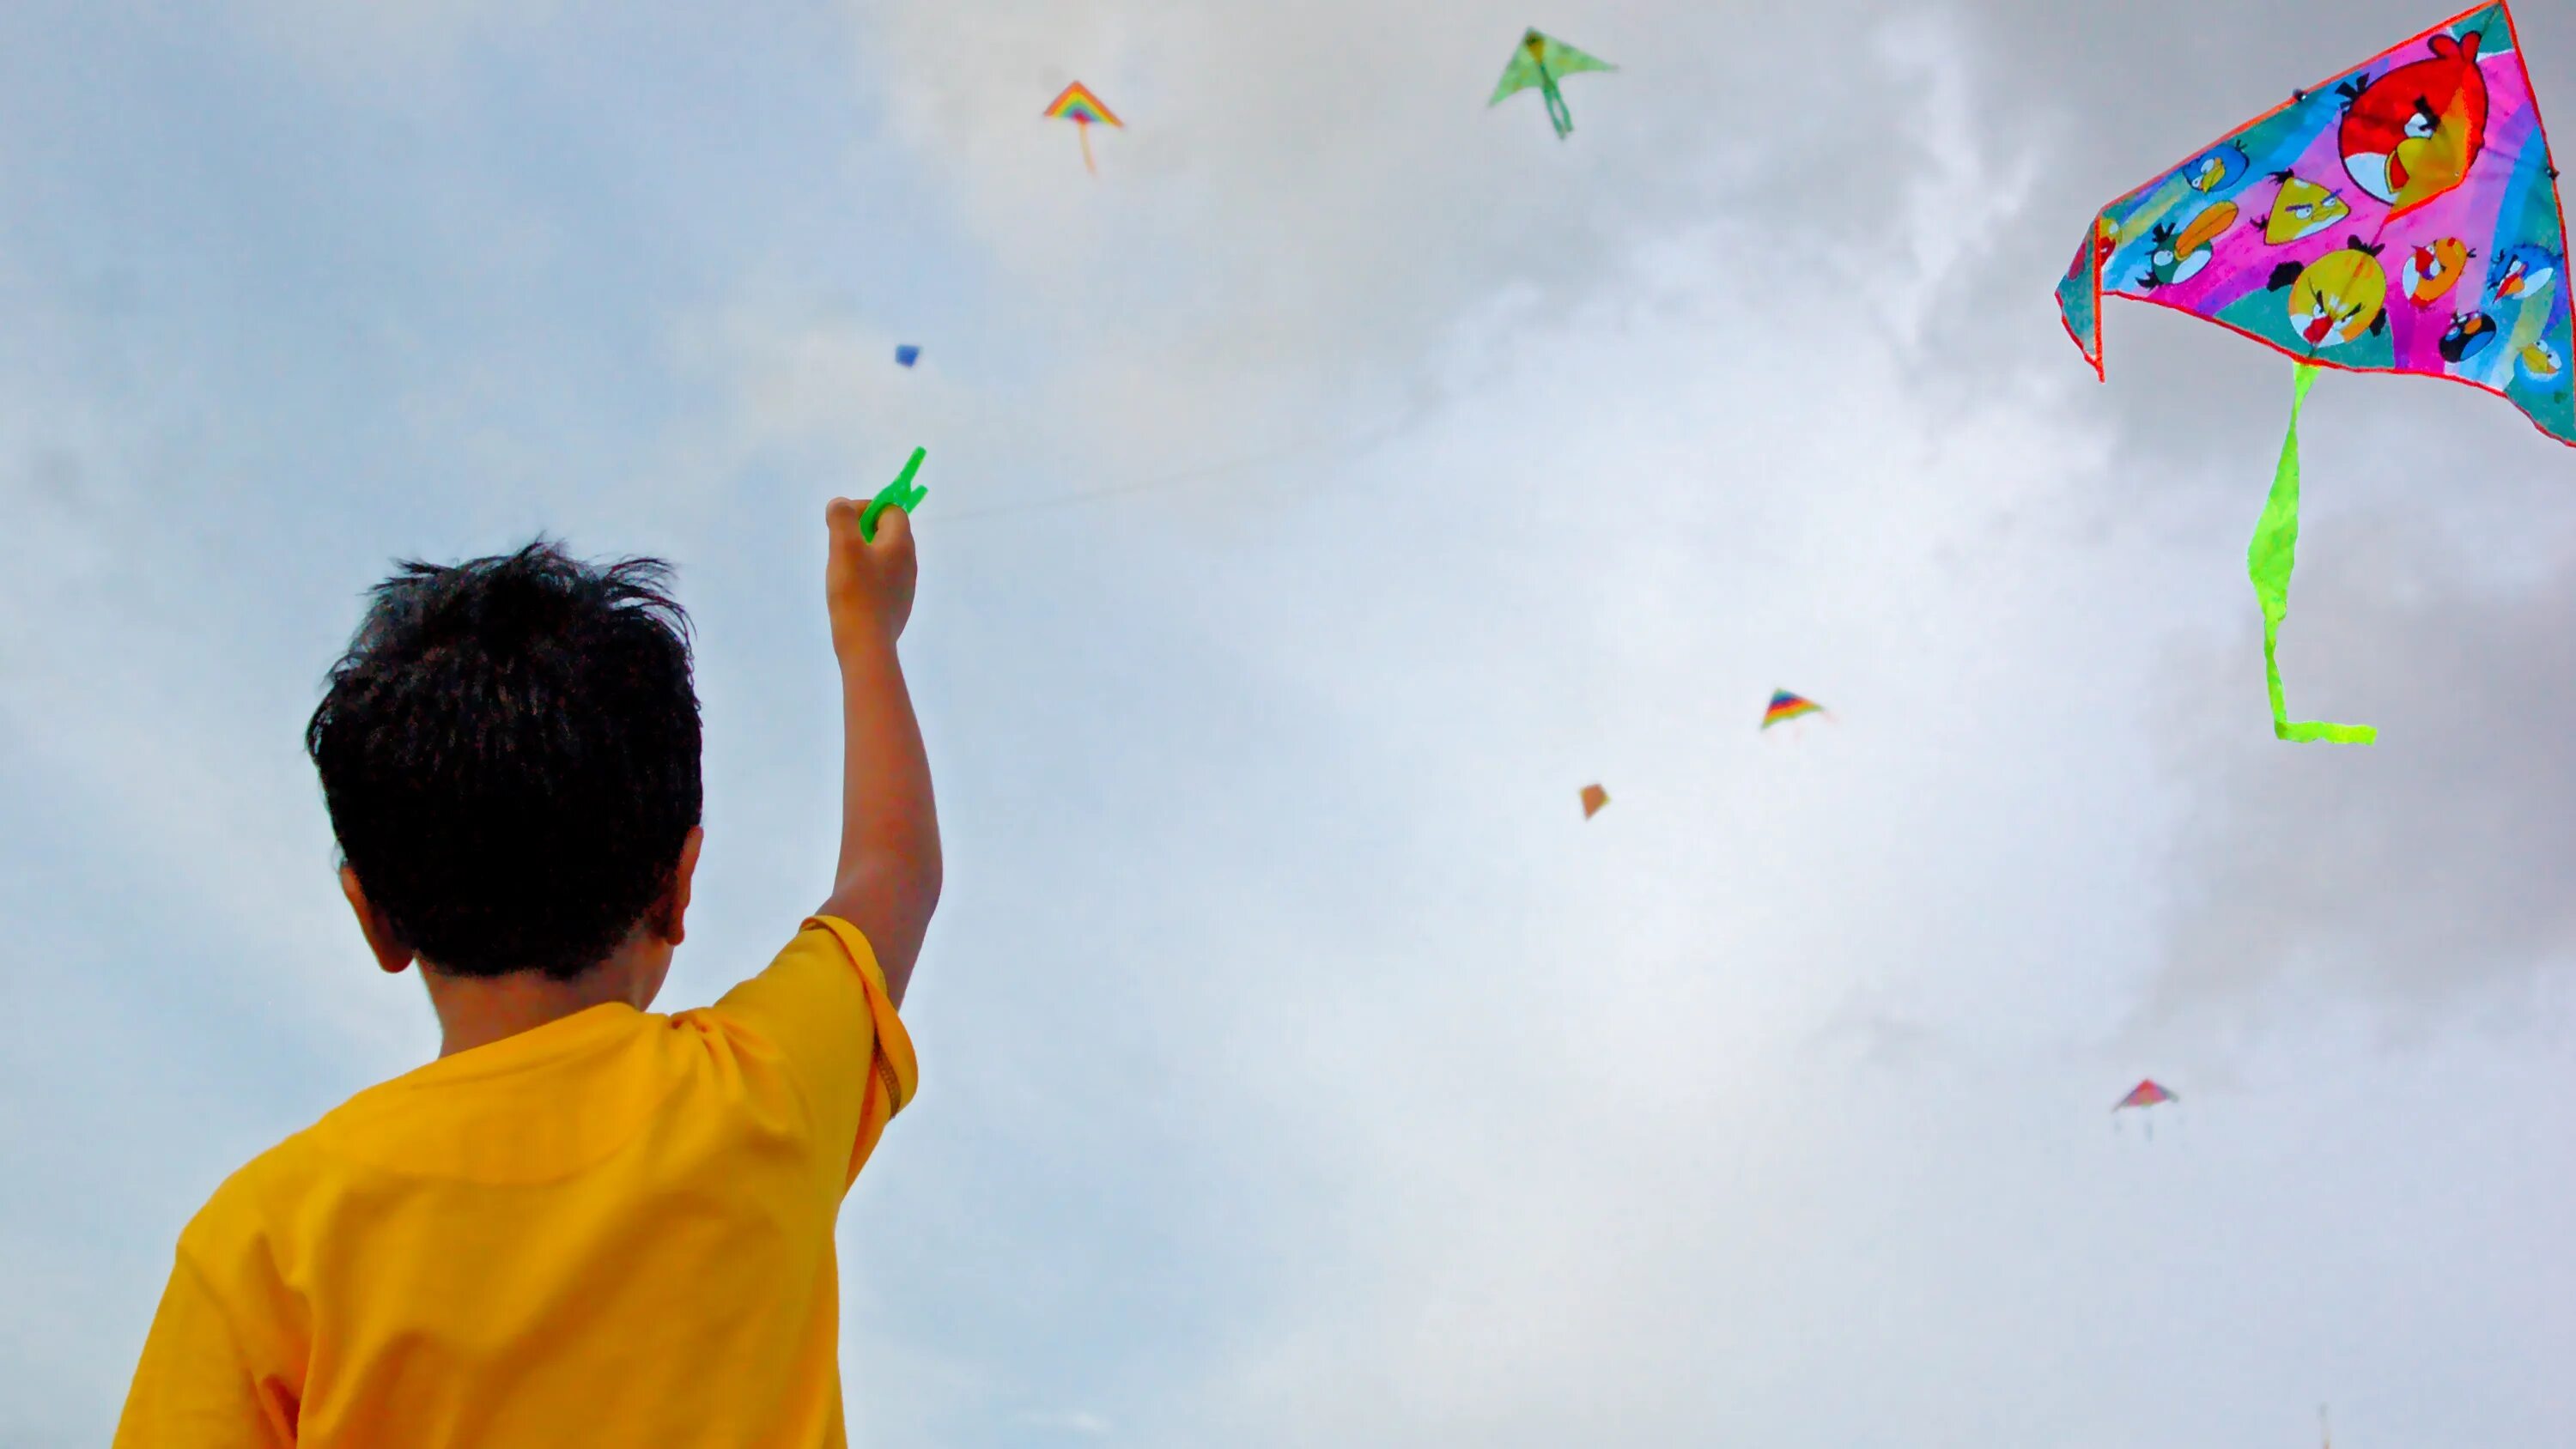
307;540;702;984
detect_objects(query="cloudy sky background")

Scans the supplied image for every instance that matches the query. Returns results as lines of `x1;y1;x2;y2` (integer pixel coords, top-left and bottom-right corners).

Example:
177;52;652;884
3;0;2573;1444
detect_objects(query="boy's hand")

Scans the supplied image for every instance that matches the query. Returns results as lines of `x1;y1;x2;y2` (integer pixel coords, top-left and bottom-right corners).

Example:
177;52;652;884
825;495;916;655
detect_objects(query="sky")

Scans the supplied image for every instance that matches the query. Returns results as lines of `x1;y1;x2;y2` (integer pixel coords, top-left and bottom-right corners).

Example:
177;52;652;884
2;0;2573;1445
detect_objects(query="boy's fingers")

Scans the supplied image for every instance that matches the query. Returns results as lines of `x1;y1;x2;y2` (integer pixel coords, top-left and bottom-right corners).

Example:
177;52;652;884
872;504;913;548
826;497;863;530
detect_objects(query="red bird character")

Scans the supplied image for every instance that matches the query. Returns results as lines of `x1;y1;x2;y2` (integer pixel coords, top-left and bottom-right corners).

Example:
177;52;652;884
2336;31;2490;218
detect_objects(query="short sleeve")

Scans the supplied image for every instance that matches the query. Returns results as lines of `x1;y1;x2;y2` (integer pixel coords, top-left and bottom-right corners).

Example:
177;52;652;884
707;917;920;1192
112;1251;298;1449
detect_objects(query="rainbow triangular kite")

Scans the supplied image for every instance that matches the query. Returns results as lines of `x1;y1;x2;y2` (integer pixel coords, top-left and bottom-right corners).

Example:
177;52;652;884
1042;82;1122;174
1761;690;1824;730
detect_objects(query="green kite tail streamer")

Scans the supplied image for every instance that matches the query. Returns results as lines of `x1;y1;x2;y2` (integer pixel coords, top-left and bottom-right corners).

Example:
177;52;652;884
2246;365;2373;745
1540;71;1573;138
861;446;928;543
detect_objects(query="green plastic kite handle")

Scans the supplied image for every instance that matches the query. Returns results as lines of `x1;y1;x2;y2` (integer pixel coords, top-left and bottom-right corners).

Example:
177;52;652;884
861;446;927;543
2246;365;2374;745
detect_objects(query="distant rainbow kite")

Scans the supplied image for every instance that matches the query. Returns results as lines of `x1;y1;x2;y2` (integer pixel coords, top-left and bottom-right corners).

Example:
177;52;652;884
1042;82;1122;174
1761;690;1824;729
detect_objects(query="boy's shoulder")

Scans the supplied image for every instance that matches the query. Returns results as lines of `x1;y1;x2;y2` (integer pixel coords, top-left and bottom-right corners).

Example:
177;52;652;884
177;1046;469;1269
168;1029;572;1286
173;1118;334;1280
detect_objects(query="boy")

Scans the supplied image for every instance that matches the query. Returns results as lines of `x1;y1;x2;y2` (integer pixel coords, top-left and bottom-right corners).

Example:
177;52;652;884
112;496;939;1447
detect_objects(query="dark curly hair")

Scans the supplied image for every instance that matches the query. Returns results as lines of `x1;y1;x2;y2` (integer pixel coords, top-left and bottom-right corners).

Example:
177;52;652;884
305;540;703;981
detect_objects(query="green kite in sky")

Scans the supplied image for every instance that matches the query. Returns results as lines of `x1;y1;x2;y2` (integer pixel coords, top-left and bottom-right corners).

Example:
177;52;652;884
1490;28;1615;140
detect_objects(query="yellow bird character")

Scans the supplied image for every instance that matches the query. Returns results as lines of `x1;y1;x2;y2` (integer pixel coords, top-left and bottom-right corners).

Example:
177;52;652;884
2257;172;2352;246
2268;240;2391;350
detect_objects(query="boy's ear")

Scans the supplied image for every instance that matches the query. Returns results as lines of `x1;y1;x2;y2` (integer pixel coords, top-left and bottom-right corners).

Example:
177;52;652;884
338;868;417;976
652;828;706;946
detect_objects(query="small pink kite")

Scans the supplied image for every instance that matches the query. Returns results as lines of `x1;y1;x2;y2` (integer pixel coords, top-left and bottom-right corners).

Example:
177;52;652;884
2112;1079;2178;1138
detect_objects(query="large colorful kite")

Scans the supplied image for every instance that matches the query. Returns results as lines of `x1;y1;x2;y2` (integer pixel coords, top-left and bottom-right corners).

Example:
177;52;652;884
1043;82;1122;174
1490;29;1614;140
2059;2;2572;744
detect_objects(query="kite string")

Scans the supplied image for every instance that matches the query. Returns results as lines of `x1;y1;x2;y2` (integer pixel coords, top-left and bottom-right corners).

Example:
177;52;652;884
2246;362;2376;745
1080;122;1097;176
934;420;1409;527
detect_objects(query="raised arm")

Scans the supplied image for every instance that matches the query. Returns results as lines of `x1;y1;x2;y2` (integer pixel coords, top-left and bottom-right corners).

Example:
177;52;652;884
817;496;941;1006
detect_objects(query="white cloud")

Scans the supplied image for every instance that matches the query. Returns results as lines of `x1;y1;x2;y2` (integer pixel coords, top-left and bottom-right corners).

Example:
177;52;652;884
228;0;565;89
695;6;2573;1446
1016;1407;1113;1437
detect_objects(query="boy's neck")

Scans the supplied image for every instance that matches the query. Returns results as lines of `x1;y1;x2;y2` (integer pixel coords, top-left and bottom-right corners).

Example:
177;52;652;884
419;950;665;1058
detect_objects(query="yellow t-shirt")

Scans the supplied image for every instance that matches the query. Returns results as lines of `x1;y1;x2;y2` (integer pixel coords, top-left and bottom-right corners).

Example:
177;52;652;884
112;916;918;1449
